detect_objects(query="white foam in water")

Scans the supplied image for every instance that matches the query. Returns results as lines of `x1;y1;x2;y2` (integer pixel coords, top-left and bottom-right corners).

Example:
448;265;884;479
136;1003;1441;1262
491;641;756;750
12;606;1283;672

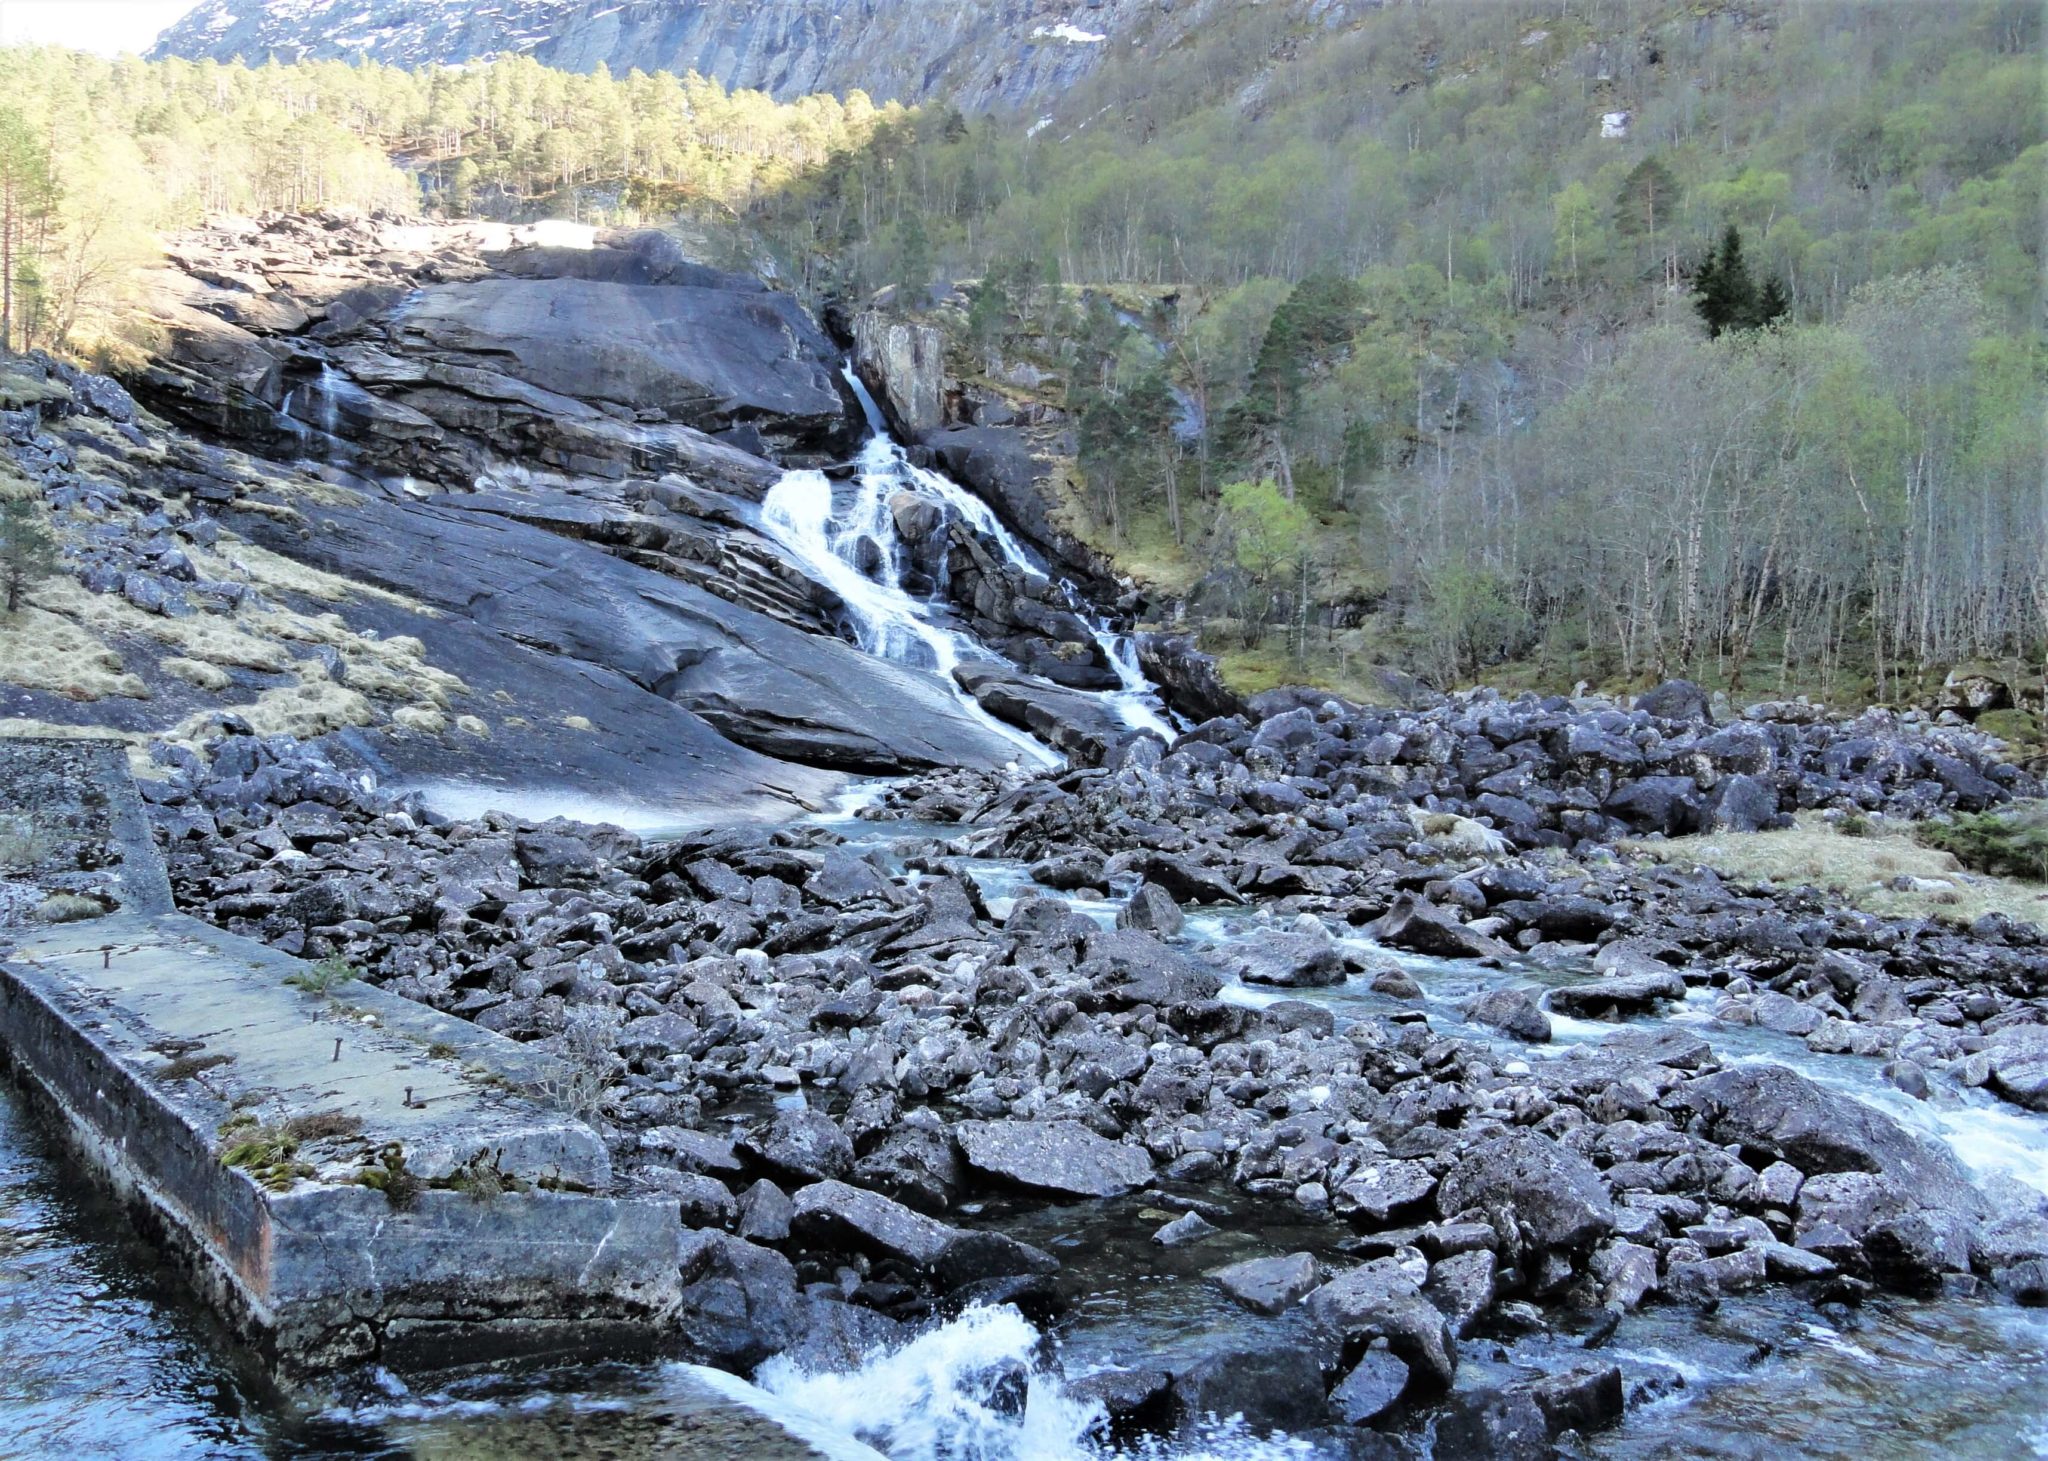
690;1305;1323;1461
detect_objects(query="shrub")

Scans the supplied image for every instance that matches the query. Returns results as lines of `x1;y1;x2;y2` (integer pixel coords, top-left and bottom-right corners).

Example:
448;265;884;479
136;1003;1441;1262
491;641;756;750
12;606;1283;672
1919;803;2048;883
283;954;356;993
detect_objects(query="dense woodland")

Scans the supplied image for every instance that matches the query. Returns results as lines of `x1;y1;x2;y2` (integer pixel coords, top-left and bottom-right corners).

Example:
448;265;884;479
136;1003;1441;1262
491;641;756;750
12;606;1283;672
0;46;897;355
0;0;2041;708
738;0;2043;705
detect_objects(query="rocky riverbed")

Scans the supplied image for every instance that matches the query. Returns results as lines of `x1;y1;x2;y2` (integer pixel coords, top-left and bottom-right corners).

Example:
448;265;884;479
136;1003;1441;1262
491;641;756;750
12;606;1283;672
119;670;2048;1454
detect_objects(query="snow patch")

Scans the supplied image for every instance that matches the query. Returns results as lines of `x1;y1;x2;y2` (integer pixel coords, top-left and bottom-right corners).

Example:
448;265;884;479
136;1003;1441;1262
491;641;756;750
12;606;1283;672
1033;22;1107;44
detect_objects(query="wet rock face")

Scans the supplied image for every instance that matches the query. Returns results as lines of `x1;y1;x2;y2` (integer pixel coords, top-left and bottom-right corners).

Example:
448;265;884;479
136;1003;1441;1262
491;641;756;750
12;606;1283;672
1438;1133;1617;1258
1682;1064;1979;1217
129;215;856;481
853;313;947;437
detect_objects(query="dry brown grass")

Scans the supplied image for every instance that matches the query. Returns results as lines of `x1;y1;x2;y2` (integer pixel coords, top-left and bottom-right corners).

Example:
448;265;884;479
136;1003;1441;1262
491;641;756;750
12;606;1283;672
160;656;234;692
37;578;295;671
170;678;373;744
193;538;422;610
0;607;148;700
391;704;447;734
1632;815;2048;928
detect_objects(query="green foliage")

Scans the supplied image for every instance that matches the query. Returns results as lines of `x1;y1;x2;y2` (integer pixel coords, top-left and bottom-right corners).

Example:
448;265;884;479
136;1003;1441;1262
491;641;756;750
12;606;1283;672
1694;225;1787;336
0;496;57;614
283;954;356;994
218;1114;316;1193
1214;478;1311;647
1919;804;2048;883
0;46;904;353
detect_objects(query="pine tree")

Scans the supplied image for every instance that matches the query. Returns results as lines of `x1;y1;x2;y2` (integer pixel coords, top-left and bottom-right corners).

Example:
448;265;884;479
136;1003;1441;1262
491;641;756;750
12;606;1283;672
0;496;57;614
1754;274;1790;327
1693;224;1757;338
1612;156;1678;239
893;211;932;301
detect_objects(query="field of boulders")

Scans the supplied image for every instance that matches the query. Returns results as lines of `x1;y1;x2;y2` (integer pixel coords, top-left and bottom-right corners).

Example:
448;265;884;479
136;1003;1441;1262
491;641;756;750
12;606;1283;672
131;675;2048;1448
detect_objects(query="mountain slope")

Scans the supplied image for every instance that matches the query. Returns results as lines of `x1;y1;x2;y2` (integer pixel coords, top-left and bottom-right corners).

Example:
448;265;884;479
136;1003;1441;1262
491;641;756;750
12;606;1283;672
148;0;1208;109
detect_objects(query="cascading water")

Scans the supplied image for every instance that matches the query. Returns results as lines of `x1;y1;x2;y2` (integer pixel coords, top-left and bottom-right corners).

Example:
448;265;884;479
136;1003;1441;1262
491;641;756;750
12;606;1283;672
756;367;1179;756
687;1305;1318;1461
316;362;344;438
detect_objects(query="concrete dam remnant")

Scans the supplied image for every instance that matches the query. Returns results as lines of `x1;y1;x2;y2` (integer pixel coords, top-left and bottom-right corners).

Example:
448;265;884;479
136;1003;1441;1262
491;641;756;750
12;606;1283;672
0;738;687;1377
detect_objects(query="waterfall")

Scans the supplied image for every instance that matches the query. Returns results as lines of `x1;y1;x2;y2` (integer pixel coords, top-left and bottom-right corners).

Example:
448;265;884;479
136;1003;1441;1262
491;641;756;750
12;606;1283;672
760;450;1059;768
316;362;345;438
756;368;1178;760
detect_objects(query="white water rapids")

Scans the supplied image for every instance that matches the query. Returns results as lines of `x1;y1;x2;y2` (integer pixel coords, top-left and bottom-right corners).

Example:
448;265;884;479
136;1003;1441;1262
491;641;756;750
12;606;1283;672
757;369;1179;759
687;1305;1317;1461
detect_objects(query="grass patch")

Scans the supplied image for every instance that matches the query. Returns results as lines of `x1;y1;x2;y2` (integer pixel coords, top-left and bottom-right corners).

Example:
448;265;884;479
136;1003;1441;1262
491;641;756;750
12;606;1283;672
283;954;356;994
157;1051;233;1081
0;606;148;700
38;578;294;672
35;893;107;923
1976;709;2044;760
217;1114;316;1192
1633;814;2048;928
281;1110;363;1143
172;678;373;744
391;704;447;734
159;656;234;692
1918;803;2048;883
196;539;422;610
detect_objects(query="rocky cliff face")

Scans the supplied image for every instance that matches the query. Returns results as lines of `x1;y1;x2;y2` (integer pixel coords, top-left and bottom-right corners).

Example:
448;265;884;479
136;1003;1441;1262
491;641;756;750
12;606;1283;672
2;211;1167;806
150;0;1195;110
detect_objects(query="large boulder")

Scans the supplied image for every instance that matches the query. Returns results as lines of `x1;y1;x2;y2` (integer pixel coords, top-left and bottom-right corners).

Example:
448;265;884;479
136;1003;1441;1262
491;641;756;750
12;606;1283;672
1682;1064;1979;1216
1437;1133;1615;1257
1461;986;1553;1043
953;1119;1154;1198
1081;929;1223;1010
672;1232;806;1370
1209;1252;1323;1315
1169;1344;1332;1436
390;276;849;451
1228;929;1346;988
1365;893;1515;961
1636;680;1713;723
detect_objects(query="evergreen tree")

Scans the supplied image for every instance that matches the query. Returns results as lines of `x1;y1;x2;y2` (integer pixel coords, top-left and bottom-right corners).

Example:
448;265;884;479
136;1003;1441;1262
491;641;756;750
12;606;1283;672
1693;224;1758;338
0;107;57;353
0;496;57;614
1754;274;1790;327
1612;156;1679;239
893;211;932;300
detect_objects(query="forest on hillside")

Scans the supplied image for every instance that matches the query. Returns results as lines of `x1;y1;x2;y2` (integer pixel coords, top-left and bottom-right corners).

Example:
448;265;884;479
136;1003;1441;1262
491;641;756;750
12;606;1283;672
0;0;2039;712
0;46;898;356
737;0;2044;707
